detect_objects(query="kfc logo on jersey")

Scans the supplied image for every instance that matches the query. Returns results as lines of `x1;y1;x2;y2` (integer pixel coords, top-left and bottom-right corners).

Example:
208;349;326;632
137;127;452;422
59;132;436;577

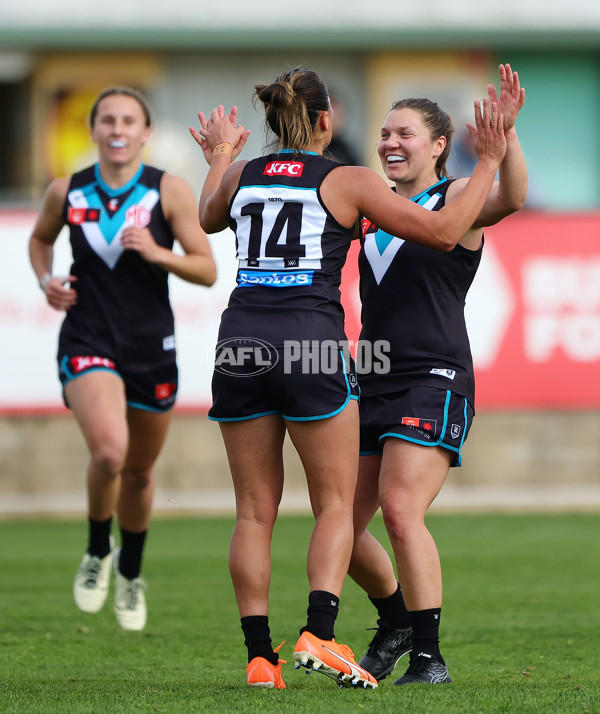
361;218;378;237
126;205;151;228
68;207;101;224
71;355;116;373
264;161;304;177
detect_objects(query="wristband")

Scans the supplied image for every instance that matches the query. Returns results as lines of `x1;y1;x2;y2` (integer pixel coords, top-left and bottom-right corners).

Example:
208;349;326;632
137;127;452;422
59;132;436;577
39;273;53;290
212;142;234;158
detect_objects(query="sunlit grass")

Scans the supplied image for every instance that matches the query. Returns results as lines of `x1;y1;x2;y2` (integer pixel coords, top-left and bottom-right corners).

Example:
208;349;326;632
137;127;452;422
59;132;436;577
1;513;598;712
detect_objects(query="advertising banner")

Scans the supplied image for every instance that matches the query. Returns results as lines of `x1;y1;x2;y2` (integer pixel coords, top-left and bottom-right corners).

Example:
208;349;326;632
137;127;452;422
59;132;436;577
2;210;599;412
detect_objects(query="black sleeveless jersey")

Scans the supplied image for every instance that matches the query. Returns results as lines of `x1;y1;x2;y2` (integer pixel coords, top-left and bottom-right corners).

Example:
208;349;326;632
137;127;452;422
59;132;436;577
358;178;482;405
220;151;355;346
58;163;176;372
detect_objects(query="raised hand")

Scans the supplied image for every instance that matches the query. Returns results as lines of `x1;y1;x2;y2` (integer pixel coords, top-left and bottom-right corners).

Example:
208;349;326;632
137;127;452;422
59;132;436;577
189;111;214;165
487;63;525;133
189;105;250;164
466;96;507;168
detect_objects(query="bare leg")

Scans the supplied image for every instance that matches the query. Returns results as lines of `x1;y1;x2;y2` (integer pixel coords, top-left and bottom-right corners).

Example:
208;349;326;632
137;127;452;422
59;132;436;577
349;453;398;599
379;440;451;610
64;371;128;521
286;400;359;596
117;406;171;532
219;415;286;617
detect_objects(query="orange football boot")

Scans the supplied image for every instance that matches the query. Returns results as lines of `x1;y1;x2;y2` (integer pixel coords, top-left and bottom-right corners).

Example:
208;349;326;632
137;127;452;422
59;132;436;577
246;641;286;689
293;631;378;689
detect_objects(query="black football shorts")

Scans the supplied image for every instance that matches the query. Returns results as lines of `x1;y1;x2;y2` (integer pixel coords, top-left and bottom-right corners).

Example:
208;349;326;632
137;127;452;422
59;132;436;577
58;352;178;412
359;386;473;466
209;340;360;422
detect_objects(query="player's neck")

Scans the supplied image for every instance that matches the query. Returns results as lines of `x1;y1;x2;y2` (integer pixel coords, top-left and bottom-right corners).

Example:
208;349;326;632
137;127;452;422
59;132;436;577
97;159;143;190
394;172;440;200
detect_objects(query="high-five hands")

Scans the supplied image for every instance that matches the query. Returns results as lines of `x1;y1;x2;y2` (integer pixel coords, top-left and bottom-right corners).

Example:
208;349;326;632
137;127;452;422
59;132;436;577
189;105;250;165
488;63;525;133
467;96;507;168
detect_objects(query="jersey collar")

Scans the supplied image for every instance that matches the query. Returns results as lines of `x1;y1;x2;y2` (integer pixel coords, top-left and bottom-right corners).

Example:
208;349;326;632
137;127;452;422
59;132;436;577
94;163;145;197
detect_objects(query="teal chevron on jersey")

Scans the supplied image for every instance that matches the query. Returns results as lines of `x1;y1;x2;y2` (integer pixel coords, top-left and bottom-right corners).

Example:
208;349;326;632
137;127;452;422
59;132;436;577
358;177;482;405
67;164;160;268
375;229;396;255
59;163;177;373
93;163;152;244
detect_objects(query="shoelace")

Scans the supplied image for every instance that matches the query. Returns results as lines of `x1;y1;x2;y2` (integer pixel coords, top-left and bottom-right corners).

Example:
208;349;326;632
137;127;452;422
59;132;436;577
366;621;408;654
84;557;102;586
273;640;287;665
124;579;146;609
365;624;386;653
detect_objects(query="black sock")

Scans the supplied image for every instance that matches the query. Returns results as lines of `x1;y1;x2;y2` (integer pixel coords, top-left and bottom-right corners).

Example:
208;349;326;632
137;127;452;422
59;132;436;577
300;590;339;641
241;616;278;665
118;527;147;579
87;516;112;558
369;582;411;629
409;608;444;662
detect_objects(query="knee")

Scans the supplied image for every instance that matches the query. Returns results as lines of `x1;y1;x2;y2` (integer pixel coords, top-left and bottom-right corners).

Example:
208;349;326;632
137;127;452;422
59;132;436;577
380;502;413;545
235;492;281;528
121;466;153;492
90;441;126;478
239;504;279;529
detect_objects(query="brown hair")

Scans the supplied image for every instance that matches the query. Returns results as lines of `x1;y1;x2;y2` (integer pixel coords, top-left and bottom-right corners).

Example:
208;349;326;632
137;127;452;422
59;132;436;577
89;86;153;129
390;98;454;178
254;68;330;153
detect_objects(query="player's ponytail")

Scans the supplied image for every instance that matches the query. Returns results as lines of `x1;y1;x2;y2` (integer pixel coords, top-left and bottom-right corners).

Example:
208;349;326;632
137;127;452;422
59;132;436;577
255;68;330;154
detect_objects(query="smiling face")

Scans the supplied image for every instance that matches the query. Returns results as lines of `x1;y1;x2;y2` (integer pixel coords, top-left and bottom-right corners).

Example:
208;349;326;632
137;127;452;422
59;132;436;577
90;94;152;169
377;107;446;191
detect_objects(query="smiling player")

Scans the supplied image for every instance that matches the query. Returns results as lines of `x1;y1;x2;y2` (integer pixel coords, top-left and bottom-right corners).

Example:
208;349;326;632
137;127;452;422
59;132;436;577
190;66;507;689
29;86;216;631
348;64;527;686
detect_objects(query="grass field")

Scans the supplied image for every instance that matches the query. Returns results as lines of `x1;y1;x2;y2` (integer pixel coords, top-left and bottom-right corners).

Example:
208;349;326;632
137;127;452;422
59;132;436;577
1;512;598;713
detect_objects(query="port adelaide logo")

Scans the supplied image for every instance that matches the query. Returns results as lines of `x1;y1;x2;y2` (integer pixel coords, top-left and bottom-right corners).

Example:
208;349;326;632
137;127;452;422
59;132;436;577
214;337;279;376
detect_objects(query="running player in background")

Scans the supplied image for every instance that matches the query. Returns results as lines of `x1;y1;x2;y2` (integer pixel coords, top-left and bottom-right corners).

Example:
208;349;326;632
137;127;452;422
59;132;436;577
349;64;527;685
190;66;506;688
29;86;216;631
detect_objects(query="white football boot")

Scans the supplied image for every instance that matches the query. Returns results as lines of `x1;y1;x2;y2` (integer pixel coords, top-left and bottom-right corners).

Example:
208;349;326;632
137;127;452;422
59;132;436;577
73;539;114;614
112;548;147;631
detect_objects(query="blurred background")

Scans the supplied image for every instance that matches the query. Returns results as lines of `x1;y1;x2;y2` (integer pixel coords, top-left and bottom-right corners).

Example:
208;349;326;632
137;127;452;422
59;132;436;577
1;0;599;514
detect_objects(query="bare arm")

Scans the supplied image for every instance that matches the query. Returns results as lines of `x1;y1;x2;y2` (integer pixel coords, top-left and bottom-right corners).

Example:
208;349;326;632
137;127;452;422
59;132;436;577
450;63;528;232
120;173;217;286
28;177;78;311
198;158;246;234
323;97;507;251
